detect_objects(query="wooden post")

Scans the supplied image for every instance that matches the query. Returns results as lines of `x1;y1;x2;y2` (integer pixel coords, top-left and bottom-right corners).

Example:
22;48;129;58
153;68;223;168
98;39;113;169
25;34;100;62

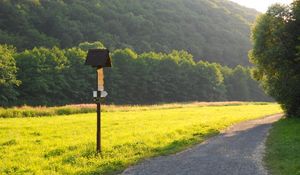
96;68;104;153
97;68;104;91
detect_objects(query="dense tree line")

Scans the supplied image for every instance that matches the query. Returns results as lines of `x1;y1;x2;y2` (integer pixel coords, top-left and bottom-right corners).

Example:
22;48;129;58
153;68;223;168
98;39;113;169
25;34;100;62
250;1;300;117
0;45;20;104
0;42;271;106
0;0;259;66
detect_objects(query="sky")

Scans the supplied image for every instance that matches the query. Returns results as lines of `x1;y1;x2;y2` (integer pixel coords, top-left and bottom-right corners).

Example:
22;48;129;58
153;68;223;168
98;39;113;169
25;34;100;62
229;0;293;12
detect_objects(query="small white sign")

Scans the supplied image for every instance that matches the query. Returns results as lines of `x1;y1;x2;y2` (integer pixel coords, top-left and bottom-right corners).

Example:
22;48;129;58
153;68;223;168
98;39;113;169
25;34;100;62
101;91;108;98
93;91;98;98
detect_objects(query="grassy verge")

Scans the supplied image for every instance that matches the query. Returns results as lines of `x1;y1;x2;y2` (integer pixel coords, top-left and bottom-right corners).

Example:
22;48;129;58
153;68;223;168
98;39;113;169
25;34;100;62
0;105;95;118
0;103;282;174
265;117;300;175
0;101;267;118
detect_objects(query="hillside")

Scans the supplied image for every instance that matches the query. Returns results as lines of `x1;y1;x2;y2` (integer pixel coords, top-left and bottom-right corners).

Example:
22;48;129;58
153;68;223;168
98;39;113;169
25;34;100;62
0;0;259;66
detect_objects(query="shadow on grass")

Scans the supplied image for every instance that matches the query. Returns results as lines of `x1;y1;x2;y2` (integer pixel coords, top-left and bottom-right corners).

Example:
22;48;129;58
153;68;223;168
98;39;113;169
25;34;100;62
78;129;219;175
151;129;219;156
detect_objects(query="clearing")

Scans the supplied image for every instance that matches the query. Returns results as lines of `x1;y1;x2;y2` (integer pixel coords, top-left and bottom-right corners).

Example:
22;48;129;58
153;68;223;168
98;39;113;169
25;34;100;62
0;103;282;174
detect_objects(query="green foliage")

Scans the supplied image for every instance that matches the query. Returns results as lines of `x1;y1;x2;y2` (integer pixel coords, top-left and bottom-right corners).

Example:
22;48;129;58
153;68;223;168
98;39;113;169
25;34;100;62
0;42;271;106
0;0;259;66
63;47;95;104
78;41;105;51
15;47;69;105
265;118;300;175
222;65;272;101
250;1;300;117
0;103;282;174
104;48;266;105
0;45;20;106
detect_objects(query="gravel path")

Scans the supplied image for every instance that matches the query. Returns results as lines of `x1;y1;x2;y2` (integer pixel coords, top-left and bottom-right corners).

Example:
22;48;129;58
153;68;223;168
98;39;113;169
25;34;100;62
122;114;283;175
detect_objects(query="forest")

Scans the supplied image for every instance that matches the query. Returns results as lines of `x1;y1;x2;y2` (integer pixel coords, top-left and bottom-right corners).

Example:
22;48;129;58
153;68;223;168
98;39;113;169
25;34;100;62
0;42;271;106
0;0;258;66
0;0;271;106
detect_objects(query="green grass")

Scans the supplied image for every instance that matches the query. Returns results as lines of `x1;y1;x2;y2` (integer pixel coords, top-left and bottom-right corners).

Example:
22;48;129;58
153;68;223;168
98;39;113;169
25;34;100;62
265;117;300;175
0;102;267;118
0;103;282;174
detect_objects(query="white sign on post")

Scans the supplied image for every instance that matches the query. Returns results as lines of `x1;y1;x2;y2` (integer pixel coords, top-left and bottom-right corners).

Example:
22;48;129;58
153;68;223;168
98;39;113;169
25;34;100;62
101;91;108;98
93;91;98;98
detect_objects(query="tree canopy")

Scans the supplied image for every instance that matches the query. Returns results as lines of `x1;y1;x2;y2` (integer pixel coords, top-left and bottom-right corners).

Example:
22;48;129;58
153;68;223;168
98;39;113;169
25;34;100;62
0;42;271;106
0;0;259;66
0;45;20;106
250;0;300;117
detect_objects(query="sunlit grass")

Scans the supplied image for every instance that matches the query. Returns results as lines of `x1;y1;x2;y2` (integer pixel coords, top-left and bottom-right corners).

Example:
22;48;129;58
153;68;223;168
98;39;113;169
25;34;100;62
0;103;282;174
0;101;264;118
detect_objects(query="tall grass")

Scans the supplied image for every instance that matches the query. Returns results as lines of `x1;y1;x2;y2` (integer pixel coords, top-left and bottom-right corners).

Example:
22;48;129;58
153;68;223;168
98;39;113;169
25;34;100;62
0;105;95;118
0;101;268;118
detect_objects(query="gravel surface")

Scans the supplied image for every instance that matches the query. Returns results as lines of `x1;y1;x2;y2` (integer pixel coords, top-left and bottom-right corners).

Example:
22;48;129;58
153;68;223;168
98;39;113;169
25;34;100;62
122;114;283;175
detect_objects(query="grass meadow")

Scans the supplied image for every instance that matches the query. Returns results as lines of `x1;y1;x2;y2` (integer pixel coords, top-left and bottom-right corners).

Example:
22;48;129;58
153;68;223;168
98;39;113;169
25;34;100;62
0;103;282;174
265;117;300;175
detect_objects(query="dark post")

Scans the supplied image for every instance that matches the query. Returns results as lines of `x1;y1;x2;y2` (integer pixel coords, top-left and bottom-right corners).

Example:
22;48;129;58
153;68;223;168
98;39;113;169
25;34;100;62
96;100;101;152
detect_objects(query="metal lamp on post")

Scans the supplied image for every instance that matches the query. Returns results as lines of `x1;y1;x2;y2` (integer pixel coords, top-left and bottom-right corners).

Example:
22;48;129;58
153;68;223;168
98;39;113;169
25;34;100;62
85;49;112;153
